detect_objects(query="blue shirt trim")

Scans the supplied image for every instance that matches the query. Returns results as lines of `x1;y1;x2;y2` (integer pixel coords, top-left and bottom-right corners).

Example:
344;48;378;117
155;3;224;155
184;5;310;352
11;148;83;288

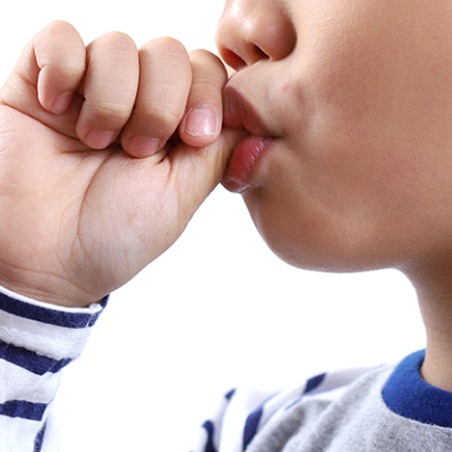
202;420;217;452
382;350;452;428
304;372;326;394
0;292;107;328
243;407;263;451
33;422;47;452
0;400;47;421
0;339;72;375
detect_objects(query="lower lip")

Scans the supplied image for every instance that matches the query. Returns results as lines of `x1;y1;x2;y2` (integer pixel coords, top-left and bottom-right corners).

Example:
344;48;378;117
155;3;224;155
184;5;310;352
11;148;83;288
222;135;274;193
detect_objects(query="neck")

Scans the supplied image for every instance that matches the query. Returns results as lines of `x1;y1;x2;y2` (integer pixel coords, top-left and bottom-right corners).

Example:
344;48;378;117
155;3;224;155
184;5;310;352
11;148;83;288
402;259;452;392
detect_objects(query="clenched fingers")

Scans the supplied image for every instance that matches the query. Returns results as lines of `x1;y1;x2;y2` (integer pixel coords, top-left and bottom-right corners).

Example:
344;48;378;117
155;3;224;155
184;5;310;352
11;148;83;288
120;37;192;158
75;32;139;149
1;21;228;160
120;44;228;157
178;49;227;148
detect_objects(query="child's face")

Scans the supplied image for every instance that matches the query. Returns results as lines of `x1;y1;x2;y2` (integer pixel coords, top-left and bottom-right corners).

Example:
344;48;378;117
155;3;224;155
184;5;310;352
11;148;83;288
217;0;452;272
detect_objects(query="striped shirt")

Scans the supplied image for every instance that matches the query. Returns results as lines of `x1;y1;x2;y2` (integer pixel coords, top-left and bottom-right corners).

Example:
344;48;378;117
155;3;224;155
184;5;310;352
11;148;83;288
2;284;452;451
193;351;452;451
0;285;105;451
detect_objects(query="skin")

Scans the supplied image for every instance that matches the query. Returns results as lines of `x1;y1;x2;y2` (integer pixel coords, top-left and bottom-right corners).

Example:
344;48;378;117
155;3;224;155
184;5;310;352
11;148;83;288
2;1;452;393
0;21;243;307
216;0;452;391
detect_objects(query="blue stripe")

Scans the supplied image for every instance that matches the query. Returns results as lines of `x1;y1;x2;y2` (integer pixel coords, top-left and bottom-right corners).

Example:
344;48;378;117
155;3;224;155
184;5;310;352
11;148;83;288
285;372;328;413
202;420;216;452
0;339;72;375
0;292;107;328
34;423;47;452
243;407;263;450
0;400;47;421
225;388;236;401
304;373;326;394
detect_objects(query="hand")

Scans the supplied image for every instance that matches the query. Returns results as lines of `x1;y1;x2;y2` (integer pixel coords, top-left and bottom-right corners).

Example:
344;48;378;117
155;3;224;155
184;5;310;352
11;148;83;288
0;21;241;307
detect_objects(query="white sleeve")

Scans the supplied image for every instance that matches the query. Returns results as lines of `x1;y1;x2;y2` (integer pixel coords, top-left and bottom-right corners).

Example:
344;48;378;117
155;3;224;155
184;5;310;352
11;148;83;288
0;285;106;452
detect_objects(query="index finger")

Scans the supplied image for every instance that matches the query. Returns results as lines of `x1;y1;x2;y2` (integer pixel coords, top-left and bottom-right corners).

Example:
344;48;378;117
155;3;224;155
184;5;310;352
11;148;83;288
178;49;228;148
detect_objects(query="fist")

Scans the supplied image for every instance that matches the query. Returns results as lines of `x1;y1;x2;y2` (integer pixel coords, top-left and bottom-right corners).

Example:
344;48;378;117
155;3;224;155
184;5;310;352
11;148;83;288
0;21;242;306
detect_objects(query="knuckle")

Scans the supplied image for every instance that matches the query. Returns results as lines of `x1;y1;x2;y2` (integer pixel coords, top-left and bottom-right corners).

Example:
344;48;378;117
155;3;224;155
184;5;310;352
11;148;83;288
37;21;81;54
140;37;190;69
190;50;228;85
190;73;225;100
58;58;85;79
190;49;225;69
142;36;185;54
43;20;76;36
141;106;182;136
93;101;131;124
34;21;85;76
190;48;217;62
96;31;136;53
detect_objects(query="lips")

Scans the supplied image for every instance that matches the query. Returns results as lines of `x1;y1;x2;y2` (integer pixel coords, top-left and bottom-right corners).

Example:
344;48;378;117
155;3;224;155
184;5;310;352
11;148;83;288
222;86;277;193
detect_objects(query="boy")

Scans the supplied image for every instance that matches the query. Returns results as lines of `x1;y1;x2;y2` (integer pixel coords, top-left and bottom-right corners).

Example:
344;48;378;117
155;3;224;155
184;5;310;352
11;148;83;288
1;0;452;450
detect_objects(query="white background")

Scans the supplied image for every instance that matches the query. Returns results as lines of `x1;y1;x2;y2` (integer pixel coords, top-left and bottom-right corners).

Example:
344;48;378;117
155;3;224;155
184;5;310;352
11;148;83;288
0;1;425;451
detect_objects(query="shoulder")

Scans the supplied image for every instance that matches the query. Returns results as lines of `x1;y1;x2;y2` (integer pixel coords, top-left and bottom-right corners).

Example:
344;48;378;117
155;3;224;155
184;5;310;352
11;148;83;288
194;364;379;452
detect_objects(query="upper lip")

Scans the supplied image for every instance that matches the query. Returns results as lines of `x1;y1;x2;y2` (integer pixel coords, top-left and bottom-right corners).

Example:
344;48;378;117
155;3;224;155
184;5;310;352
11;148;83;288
223;84;276;139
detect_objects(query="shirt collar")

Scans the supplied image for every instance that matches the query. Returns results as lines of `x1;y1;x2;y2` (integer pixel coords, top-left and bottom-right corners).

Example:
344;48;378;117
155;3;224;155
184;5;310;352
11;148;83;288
382;350;452;428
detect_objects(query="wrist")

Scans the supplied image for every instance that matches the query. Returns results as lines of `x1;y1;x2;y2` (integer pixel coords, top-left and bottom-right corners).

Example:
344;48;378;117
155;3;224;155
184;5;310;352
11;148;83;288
0;276;104;309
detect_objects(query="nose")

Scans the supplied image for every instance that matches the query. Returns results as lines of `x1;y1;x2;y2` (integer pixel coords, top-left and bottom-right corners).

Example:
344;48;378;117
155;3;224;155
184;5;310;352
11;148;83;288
216;0;297;70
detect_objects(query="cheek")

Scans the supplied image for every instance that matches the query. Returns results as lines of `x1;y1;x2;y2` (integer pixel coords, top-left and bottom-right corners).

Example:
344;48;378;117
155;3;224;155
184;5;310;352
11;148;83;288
299;0;452;144
243;167;388;272
243;121;452;272
242;2;452;270
257;2;448;188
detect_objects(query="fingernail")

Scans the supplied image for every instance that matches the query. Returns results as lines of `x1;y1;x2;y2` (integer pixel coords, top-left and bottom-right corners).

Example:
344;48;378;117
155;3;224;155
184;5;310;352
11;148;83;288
50;92;73;115
85;130;115;149
183;108;218;137
127;136;161;158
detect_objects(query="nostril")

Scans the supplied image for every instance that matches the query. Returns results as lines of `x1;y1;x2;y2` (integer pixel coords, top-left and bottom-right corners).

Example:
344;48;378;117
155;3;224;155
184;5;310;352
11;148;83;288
220;48;247;71
252;45;270;62
217;3;296;70
221;45;270;71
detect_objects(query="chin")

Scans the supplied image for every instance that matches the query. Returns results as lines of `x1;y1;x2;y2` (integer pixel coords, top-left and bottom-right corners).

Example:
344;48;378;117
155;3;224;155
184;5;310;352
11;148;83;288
243;189;405;274
255;219;399;274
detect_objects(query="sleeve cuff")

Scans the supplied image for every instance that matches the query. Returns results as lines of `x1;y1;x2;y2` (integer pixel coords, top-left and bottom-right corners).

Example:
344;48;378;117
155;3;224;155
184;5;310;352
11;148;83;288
0;284;107;360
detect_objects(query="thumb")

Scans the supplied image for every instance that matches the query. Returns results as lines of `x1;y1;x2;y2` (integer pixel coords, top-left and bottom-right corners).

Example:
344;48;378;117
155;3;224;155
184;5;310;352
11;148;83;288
168;127;245;220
